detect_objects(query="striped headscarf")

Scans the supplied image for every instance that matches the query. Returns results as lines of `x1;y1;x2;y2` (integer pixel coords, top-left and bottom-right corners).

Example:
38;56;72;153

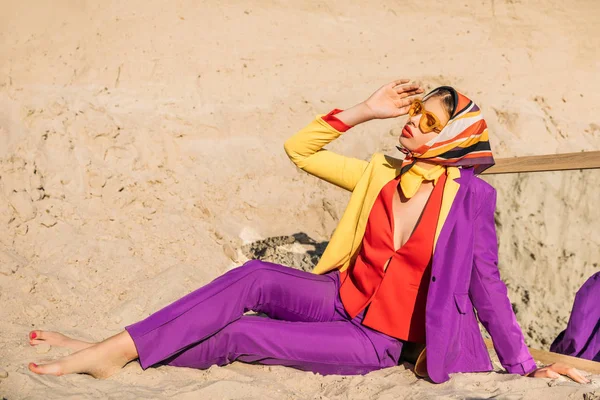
398;86;495;175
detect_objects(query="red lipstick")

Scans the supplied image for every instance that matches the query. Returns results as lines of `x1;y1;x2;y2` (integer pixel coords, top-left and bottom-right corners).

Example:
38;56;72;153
402;125;413;138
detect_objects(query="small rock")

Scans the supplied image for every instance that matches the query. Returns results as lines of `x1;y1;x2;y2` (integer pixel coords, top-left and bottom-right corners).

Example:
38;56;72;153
88;172;106;189
0;368;8;378
223;243;238;262
209;229;224;243
35;343;51;354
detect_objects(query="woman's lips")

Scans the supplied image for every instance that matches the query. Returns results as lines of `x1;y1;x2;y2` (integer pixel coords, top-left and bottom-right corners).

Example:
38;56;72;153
402;126;413;138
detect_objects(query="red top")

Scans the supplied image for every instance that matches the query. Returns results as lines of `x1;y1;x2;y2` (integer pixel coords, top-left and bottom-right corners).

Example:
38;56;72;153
320;108;445;343
339;170;446;343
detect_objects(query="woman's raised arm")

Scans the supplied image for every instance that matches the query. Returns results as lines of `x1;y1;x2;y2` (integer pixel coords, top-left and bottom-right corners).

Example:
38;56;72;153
283;80;423;192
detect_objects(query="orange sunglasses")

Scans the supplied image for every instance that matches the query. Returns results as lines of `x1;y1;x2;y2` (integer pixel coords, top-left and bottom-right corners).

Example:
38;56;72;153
408;99;444;133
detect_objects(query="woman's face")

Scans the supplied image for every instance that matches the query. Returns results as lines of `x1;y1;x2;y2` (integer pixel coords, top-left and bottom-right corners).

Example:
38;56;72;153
399;96;450;151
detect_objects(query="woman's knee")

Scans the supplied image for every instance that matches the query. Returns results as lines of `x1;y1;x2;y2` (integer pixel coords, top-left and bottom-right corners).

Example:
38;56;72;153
239;259;285;278
236;260;300;298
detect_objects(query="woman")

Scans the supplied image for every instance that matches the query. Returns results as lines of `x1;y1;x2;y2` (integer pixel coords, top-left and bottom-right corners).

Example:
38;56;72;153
27;79;588;384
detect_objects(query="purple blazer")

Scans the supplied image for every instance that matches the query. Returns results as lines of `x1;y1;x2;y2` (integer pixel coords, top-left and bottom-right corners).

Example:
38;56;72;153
550;272;600;361
425;168;537;383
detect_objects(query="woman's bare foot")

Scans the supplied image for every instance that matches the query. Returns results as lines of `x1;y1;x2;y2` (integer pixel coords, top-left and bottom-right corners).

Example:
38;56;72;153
29;330;94;352
28;331;139;379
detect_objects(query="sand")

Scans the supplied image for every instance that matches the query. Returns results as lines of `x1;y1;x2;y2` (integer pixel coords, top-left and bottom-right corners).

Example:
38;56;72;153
1;0;599;398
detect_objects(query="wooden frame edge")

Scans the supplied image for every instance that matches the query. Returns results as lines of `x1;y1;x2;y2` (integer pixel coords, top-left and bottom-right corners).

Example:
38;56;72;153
482;151;600;175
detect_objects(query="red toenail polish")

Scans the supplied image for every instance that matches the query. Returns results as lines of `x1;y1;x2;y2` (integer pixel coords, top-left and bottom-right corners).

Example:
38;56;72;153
31;332;37;339
32;363;38;367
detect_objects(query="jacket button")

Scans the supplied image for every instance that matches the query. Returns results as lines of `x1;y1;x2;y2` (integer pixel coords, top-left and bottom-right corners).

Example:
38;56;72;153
431;276;436;282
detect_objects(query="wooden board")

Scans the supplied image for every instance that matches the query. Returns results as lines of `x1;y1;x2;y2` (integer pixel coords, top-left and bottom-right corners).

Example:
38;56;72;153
484;338;600;374
482;151;600;175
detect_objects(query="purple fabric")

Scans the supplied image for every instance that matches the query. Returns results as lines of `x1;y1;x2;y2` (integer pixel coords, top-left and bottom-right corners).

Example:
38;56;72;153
125;260;402;375
550;272;600;361
423;168;537;382
125;168;537;382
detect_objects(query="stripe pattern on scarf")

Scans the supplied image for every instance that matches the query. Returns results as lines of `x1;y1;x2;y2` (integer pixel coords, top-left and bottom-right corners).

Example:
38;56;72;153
399;87;495;175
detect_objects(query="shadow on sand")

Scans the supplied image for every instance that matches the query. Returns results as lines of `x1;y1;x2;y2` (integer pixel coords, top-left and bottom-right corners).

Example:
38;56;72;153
240;232;329;272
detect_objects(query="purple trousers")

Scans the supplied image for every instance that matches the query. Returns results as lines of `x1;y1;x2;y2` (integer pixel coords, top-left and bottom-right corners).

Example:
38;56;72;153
125;260;402;375
550;271;600;362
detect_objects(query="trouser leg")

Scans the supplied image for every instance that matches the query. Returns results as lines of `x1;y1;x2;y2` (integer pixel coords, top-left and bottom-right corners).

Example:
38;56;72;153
163;314;398;375
125;260;341;369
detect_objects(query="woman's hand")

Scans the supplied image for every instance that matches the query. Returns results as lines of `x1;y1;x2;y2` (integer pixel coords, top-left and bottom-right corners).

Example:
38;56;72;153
363;79;424;120
527;362;590;383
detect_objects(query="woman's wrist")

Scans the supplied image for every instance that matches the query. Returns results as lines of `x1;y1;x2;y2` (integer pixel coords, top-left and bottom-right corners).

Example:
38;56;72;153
331;102;375;127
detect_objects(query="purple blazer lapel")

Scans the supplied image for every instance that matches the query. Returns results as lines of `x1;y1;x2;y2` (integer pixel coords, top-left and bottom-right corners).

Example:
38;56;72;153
432;169;474;266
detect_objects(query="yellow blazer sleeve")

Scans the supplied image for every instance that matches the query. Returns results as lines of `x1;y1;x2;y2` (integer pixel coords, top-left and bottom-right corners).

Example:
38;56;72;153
283;115;369;192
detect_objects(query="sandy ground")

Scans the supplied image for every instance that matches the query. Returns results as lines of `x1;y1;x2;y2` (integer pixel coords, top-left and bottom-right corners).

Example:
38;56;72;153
1;0;599;398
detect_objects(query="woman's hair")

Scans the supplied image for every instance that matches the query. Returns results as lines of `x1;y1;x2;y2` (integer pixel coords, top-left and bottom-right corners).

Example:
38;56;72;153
428;88;455;119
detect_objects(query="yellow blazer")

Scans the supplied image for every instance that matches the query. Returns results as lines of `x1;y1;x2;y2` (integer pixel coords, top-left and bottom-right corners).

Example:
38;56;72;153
283;115;461;275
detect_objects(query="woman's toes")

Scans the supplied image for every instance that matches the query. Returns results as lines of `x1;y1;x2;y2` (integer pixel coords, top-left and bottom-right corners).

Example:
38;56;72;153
28;331;94;352
29;330;51;346
28;362;63;376
28;331;64;345
29;330;44;346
